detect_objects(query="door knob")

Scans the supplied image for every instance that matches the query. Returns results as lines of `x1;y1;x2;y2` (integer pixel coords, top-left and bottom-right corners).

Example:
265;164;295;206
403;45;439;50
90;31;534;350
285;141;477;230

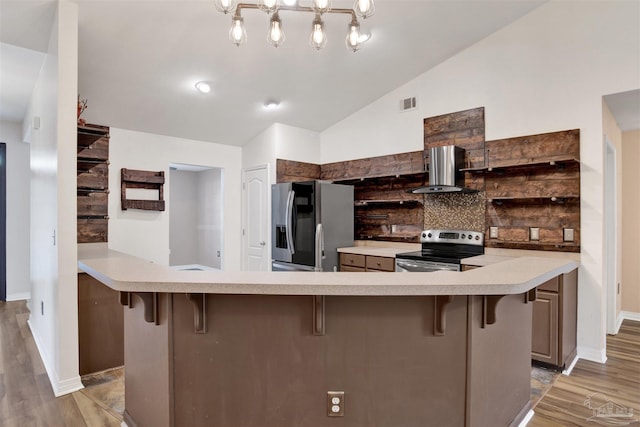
260;241;266;246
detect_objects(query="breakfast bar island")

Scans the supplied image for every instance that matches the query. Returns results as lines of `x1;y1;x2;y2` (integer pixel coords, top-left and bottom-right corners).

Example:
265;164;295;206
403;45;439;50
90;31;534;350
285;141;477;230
79;250;577;427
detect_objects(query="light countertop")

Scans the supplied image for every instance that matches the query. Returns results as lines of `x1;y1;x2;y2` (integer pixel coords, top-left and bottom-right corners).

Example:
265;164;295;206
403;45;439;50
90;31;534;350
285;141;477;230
78;246;577;297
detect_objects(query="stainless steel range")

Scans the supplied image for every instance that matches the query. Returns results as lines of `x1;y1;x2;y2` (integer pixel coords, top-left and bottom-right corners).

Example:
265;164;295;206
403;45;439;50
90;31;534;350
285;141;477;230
395;229;484;272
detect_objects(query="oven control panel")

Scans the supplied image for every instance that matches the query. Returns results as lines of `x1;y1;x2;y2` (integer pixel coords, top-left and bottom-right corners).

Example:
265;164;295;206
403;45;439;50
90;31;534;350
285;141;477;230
420;229;484;246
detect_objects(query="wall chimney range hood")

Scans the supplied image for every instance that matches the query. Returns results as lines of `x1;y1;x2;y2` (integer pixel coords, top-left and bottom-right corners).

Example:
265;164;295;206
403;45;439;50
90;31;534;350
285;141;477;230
408;145;477;194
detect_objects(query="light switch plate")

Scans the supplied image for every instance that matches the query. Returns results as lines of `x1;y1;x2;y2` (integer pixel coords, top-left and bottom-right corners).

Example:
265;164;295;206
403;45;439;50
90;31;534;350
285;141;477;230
489;227;498;239
530;227;540;241
564;228;575;242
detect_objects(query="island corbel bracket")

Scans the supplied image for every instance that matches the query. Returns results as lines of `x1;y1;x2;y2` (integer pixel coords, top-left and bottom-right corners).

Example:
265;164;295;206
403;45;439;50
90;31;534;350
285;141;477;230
482;295;506;328
312;295;325;336
186;293;207;334
434;295;455;336
119;291;131;308
524;288;537;304
122;292;159;324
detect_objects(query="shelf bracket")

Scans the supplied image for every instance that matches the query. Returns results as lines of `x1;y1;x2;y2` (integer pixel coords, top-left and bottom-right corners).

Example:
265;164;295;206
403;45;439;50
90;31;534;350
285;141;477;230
312;295;325;336
482;295;506;328
434;295;455;336
524;288;537;304
186;293;207;334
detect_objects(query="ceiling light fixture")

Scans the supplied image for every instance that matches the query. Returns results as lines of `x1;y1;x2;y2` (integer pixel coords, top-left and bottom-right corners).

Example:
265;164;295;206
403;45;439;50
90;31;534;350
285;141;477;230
213;0;375;52
195;81;211;93
264;100;280;109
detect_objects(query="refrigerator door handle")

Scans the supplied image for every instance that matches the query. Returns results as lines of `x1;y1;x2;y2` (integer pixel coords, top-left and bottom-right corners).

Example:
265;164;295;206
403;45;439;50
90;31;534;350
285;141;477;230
314;223;324;271
285;190;295;255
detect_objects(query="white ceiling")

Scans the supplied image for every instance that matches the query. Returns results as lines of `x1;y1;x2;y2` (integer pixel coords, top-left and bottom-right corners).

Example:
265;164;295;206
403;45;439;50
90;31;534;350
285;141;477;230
14;0;631;147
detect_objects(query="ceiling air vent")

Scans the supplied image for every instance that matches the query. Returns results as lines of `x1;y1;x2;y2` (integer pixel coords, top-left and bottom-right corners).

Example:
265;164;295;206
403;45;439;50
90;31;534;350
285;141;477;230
400;97;417;112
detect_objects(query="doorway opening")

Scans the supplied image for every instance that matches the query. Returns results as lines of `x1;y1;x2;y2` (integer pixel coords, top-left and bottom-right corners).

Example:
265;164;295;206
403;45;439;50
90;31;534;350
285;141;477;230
604;137;619;334
0;143;6;301
169;163;224;271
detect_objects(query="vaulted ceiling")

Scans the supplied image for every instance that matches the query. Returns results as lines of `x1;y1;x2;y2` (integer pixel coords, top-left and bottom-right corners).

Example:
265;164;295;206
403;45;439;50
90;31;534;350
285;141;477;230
12;0;617;147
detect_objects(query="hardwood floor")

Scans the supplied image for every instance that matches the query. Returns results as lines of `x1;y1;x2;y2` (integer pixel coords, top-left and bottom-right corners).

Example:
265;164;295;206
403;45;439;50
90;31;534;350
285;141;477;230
529;320;640;426
0;299;638;426
0;301;122;427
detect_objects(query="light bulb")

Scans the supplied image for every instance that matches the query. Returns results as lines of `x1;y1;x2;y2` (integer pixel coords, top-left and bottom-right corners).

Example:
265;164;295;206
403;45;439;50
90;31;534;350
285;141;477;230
268;13;285;47
260;0;279;12
346;19;360;52
309;15;327;50
282;0;297;5
229;15;247;46
354;0;374;19
214;0;237;14
312;0;331;13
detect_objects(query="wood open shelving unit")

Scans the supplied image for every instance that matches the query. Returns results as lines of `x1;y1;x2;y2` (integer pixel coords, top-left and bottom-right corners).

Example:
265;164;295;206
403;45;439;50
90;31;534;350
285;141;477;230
121;168;165;211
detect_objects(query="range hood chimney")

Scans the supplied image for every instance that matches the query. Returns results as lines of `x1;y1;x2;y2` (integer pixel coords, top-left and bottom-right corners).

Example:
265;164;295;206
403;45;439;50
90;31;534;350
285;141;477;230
409;145;477;194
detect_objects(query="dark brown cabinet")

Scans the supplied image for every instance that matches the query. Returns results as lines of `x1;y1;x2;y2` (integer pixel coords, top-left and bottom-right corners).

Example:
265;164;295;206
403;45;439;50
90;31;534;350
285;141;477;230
78;273;124;375
531;269;577;369
339;253;395;272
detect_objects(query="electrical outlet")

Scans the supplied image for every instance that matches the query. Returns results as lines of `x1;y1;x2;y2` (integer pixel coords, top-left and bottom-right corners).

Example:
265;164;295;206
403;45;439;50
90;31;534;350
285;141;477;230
563;228;575;242
327;391;344;417
489;227;498;239
529;227;540;241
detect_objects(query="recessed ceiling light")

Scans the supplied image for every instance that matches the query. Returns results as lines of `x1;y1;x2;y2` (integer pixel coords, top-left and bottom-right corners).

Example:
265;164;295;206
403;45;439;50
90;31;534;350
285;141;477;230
195;81;211;93
264;100;280;110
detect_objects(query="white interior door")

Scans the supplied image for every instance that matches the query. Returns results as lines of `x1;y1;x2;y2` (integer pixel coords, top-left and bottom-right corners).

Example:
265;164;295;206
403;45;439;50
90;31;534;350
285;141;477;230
242;166;269;271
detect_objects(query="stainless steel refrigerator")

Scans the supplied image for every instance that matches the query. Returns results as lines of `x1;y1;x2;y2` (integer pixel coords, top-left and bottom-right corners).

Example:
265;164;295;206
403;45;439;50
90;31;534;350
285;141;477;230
272;181;354;272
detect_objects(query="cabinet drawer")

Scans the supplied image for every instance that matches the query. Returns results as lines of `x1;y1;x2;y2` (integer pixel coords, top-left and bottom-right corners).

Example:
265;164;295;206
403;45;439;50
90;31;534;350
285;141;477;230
366;256;395;272
340;253;365;268
340;265;366;272
537;277;559;293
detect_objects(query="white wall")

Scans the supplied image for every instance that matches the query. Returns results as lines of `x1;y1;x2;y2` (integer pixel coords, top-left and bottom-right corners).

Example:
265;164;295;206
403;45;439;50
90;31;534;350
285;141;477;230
169;170;198;266
320;1;640;362
0;121;31;301
242;122;321;184
109;128;242;271
24;0;82;396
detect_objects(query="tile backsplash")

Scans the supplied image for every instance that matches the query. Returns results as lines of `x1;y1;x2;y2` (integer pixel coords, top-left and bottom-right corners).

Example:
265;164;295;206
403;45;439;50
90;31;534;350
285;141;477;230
423;192;486;232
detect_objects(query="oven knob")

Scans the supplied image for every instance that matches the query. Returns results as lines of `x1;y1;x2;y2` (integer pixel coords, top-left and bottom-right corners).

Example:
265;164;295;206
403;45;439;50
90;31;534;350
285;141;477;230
422;232;427;238
468;235;473;240
461;234;466;239
475;235;480;240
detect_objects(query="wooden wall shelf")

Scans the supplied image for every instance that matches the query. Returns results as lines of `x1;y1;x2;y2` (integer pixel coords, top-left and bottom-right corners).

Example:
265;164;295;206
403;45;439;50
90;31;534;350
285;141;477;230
77;124;109;243
462;155;579;173
121;168;165;211
355;199;423;207
488;196;579;204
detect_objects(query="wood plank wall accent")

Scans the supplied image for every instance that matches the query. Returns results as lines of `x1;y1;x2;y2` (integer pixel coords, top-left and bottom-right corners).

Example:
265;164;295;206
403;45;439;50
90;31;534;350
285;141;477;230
481;129;581;252
321;151;425;181
77;124;110;243
121;169;166;211
424;107;486;187
276;159;321;183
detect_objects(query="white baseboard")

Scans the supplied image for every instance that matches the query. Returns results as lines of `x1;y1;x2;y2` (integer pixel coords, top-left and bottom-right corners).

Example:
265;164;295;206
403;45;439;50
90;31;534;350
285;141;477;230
27;319;84;397
577;346;607;364
562;355;579;376
615;312;624;334
621;311;640;322
6;292;30;302
519;409;535;427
